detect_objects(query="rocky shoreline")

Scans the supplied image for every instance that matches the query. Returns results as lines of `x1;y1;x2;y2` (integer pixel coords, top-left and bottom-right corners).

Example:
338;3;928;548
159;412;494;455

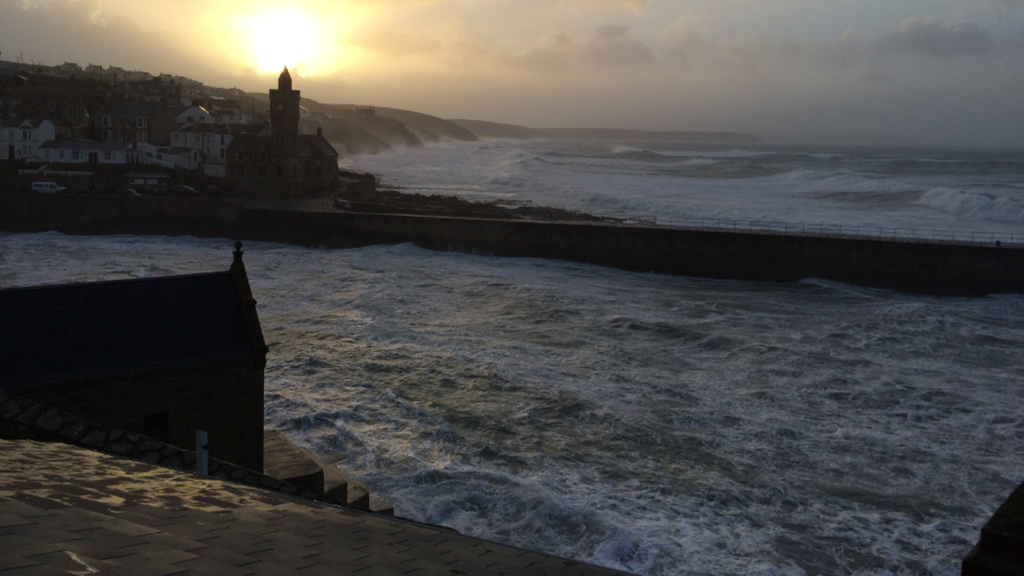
336;170;619;223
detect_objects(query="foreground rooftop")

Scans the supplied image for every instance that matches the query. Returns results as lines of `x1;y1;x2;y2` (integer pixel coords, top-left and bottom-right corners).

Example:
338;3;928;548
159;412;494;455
0;438;633;576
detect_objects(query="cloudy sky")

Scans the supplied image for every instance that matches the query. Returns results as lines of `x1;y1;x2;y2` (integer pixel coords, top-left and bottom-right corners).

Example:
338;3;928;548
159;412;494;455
2;0;1023;146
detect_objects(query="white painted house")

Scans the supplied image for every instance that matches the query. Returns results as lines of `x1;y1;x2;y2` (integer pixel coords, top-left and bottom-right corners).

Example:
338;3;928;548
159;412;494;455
175;105;216;125
1;118;56;161
170;123;264;178
37;140;134;164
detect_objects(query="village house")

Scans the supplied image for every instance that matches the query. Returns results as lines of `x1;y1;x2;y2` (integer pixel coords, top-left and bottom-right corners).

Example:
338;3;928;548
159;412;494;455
0;80;93;127
171;122;264;178
1;117;55;161
127;76;181;105
37;140;135;165
174;105;216;125
95;100;176;146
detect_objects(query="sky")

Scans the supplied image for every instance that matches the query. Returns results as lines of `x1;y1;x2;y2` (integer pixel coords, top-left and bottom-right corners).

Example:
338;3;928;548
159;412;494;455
2;0;1024;146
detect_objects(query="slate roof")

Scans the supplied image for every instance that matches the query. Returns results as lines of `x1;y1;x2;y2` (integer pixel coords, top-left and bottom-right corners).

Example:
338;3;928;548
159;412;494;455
0;271;257;392
297;133;338;158
38;140;130;152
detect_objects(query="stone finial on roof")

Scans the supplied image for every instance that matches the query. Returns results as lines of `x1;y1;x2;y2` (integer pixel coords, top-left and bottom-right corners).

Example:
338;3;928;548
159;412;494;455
233;240;243;265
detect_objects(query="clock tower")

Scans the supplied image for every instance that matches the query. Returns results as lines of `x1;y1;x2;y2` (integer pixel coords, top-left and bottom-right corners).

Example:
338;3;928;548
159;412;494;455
268;67;301;156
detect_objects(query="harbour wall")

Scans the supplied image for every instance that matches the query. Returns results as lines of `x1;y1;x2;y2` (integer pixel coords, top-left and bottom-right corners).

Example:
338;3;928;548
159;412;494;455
2;192;1022;297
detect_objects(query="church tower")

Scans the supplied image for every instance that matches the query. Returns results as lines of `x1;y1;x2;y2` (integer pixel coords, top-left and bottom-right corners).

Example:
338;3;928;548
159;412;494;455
268;67;300;156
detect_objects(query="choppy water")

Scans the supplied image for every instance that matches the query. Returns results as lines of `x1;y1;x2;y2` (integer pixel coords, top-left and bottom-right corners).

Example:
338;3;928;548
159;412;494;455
2;228;1022;576
348;141;1024;237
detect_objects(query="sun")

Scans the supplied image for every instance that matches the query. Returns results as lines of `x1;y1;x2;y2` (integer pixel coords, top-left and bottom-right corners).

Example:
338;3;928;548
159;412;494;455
245;7;323;73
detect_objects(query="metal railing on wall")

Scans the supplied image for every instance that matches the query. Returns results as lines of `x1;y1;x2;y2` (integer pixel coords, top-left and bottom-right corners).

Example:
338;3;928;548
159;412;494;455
613;216;1021;246
240;195;1021;247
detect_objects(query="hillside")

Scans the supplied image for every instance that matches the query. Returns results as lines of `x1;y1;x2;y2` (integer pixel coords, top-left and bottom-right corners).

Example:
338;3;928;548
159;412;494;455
451;119;761;143
248;92;759;155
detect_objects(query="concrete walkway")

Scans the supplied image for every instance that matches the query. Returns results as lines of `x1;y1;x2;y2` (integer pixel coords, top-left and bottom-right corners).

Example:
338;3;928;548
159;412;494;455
0;439;634;576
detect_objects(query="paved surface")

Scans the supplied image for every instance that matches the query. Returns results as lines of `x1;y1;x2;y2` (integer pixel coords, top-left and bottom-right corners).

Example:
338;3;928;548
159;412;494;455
0;439;634;575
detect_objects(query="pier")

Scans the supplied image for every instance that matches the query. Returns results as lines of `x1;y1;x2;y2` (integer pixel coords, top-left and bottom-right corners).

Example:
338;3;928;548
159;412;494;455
1;191;1022;297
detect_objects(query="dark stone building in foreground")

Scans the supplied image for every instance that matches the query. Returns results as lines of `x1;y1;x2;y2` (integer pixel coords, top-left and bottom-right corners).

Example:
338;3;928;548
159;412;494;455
0;243;268;472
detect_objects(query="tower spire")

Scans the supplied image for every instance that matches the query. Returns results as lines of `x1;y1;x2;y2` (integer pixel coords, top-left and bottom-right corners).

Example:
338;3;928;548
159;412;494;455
278;66;292;92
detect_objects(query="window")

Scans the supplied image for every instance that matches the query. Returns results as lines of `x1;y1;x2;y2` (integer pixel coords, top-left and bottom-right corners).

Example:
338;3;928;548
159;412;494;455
137;116;148;128
44;150;51;160
72;151;80;160
137;131;147;143
22;130;29;140
102;130;111;141
258;165;267;176
276;164;284;177
235;164;245;175
220;148;224;159
59;151;65;160
117;118;125;128
48;102;54;109
104;152;112;161
220;135;225;145
102;116;111;127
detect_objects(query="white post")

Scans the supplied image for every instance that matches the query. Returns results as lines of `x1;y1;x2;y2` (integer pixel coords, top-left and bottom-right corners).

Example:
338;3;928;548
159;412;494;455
196;429;209;476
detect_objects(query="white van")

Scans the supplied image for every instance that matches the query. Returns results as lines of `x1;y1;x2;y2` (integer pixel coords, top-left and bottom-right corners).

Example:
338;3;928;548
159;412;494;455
31;182;66;194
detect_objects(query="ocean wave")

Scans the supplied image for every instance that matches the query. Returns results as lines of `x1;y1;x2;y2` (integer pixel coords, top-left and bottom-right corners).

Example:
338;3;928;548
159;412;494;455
916;188;1024;223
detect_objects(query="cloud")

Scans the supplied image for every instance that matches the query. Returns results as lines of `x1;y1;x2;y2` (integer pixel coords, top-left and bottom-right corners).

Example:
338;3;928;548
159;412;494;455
557;0;649;14
499;30;573;74
878;17;997;58
580;24;657;68
0;0;214;78
659;15;714;67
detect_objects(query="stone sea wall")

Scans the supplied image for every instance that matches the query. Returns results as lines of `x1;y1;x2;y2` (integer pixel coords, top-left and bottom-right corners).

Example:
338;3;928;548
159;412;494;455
2;192;1023;297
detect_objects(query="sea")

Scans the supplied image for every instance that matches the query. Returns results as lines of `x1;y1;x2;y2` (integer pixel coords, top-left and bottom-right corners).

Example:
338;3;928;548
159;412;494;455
3;140;1024;576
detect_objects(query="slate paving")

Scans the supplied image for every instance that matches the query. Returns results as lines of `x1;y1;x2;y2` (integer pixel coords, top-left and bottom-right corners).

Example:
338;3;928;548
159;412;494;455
0;439;634;575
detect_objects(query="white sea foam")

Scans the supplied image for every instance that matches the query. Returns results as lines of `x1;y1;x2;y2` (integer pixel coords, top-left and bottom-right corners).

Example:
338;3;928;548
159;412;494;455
347;140;1024;235
916;187;1024;224
3;233;1022;576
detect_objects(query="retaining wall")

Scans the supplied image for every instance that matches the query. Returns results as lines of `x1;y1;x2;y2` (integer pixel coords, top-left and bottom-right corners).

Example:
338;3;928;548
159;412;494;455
2;192;1022;297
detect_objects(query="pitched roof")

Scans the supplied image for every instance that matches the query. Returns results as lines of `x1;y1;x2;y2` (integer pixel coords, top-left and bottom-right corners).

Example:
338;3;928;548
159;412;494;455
0;271;257;391
298;133;339;158
38;140;130;152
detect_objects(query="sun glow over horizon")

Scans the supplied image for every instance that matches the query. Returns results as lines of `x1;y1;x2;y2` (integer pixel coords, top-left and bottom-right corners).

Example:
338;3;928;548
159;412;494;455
244;7;324;74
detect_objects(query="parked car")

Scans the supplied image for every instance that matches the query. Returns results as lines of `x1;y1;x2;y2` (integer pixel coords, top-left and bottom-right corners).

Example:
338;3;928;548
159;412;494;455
31;181;66;194
170;185;198;197
114;187;141;197
201;185;229;198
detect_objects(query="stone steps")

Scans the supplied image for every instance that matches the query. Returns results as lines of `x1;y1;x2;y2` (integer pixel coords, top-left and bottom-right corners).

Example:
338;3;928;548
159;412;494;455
263;430;393;516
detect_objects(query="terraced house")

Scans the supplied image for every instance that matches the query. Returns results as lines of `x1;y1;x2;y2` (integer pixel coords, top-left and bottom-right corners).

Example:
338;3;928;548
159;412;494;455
94;100;175;146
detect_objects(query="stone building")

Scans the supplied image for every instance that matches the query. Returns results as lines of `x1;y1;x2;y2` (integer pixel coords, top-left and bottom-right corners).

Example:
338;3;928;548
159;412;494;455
225;68;339;198
0;243;268;472
94;100;176;146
